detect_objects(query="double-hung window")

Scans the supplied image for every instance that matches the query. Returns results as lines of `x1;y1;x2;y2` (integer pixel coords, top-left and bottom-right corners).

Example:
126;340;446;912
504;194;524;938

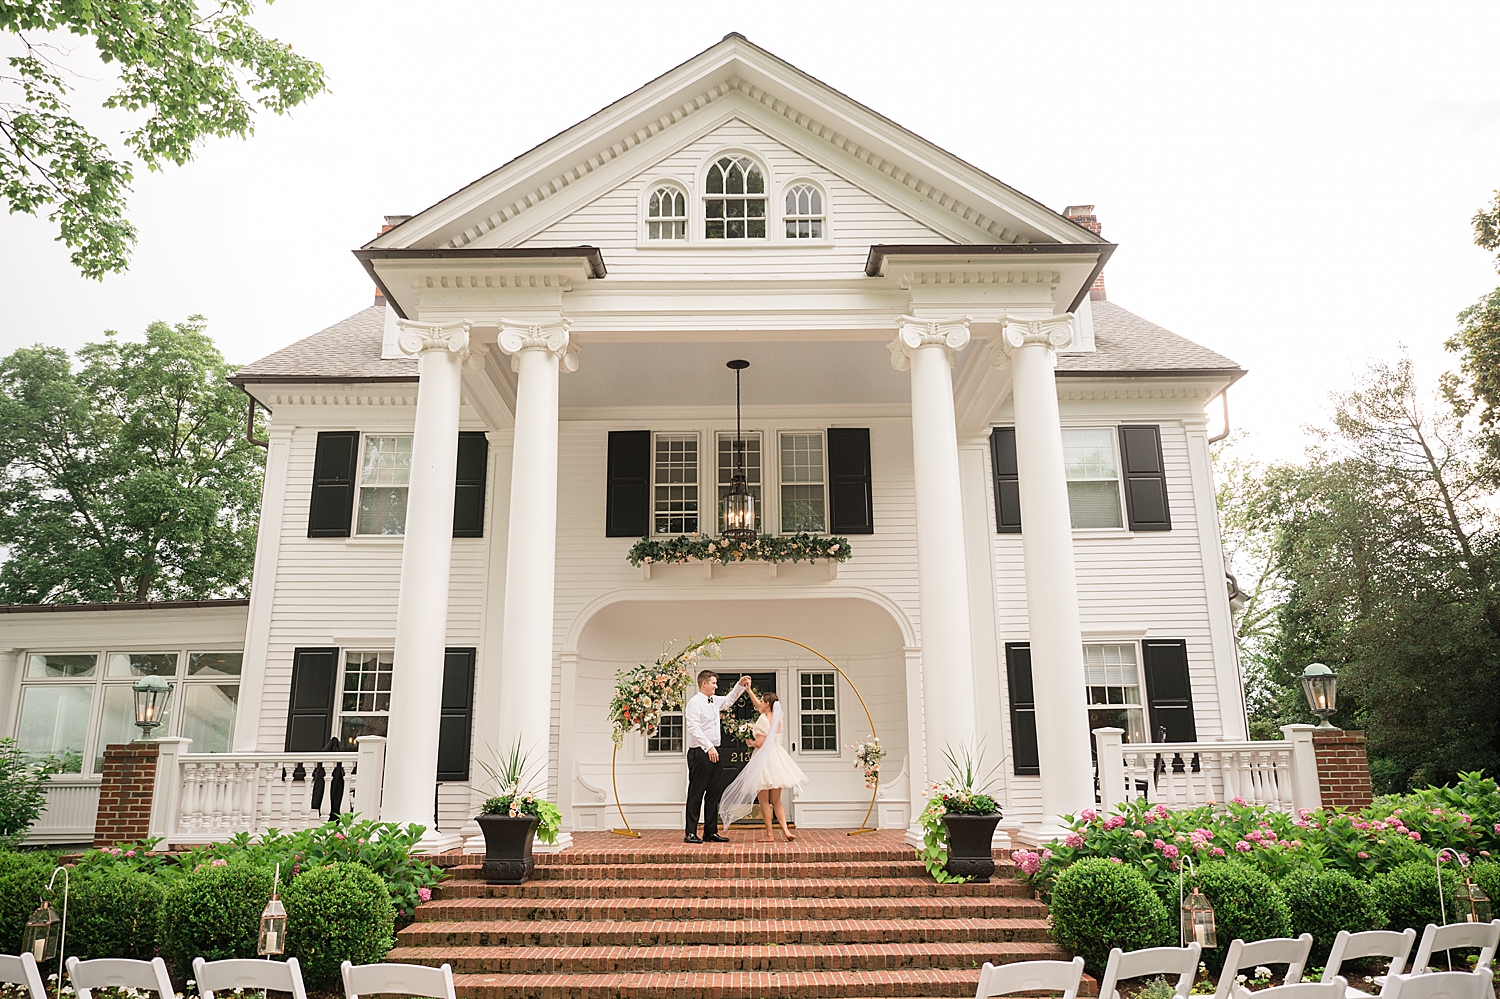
335;651;393;751
356;434;412;535
1083;643;1147;744
716;431;762;534
779;432;826;533
799;671;838;752
1062;428;1124;529
653;433;700;535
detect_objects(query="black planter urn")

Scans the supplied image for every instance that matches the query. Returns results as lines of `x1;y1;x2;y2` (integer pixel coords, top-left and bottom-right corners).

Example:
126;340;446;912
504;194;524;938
942;812;1002;882
476;813;539;885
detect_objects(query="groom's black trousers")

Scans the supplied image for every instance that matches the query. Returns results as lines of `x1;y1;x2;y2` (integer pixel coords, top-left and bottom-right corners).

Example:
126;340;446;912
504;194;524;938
685;747;724;838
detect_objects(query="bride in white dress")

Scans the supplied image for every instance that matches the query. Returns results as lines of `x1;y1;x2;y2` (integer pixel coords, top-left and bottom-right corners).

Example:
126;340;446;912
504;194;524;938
719;689;808;841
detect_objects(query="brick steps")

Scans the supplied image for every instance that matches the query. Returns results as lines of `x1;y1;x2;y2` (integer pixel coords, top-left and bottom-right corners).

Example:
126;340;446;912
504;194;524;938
445;860;936;881
417;895;1050;922
398;917;1052;947
449;969;1071;999
437;846;921;867
437;876;1033;900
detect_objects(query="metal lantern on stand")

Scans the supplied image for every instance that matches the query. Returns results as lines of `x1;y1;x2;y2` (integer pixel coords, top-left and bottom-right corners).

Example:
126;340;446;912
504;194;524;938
1299;663;1338;729
1178;856;1217;949
131;675;174;738
258;864;287;956
22;899;60;962
1458;877;1493;924
721;359;757;542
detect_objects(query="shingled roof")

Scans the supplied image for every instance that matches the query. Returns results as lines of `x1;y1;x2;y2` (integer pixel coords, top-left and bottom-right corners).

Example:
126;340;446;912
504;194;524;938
231;298;1242;387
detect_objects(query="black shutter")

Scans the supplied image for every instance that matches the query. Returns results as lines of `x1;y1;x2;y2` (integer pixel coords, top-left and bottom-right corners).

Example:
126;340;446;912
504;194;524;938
437;647;477;781
990;427;1022;533
1142;640;1197;743
308;431;359;537
605;430;651;537
1005;643;1040;776
827;428;874;535
1119;425;1171;531
452;432;488;538
285;648;340;752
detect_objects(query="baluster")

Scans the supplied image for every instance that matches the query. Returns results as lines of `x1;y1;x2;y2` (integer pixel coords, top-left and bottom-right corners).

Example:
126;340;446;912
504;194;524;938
185;762;204;833
1183;751;1199;807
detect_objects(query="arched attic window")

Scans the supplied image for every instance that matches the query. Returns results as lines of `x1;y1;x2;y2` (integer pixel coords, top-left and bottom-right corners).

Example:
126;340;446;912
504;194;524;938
646;185;687;240
784;182;824;239
705;155;766;239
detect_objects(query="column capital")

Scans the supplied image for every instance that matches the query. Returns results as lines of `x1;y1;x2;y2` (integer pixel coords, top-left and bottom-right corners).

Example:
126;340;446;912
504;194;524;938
499;317;579;373
396;319;472;361
992;315;1074;365
888;315;972;371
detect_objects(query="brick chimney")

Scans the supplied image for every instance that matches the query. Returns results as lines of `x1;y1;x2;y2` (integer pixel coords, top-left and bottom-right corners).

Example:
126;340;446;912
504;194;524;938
371;215;413;307
1064;205;1107;301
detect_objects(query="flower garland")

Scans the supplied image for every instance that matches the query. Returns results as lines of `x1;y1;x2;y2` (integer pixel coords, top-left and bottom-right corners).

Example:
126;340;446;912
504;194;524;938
848;735;885;789
609;635;723;744
627;532;851;567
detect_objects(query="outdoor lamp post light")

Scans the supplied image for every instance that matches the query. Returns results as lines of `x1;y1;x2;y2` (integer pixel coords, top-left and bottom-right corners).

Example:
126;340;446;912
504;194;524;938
131;674;174;738
1178;856;1217;949
1458;877;1492;923
1299;663;1338;730
22;899;60;962
258;864;287;956
721;359;757;542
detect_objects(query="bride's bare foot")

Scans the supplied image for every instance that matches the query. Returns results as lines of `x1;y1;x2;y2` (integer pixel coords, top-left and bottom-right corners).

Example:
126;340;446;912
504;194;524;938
782;830;797;841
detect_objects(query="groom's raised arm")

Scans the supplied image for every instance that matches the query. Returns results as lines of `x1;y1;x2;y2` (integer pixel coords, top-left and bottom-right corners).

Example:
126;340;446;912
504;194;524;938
717;678;749;712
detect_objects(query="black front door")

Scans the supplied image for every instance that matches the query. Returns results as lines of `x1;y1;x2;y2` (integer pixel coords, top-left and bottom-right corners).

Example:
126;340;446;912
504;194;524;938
716;671;776;792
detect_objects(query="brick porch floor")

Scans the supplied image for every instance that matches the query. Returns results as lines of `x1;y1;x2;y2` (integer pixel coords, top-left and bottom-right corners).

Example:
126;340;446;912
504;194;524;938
392;829;1077;999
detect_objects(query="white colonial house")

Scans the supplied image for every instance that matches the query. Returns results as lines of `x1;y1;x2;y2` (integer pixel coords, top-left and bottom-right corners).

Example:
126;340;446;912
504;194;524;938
4;35;1276;849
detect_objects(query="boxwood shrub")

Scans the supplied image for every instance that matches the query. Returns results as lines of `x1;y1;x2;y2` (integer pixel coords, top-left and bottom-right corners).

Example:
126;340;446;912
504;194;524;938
1470;862;1500;917
284;862;395;989
66;867;164;961
1191;861;1292;972
0;850;58;953
160;862;273;971
1282;868;1385;963
1372;860;1459;932
1048;857;1172;973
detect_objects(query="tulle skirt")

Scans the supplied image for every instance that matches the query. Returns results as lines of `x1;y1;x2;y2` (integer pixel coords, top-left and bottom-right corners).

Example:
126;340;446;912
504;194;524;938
719;744;809;826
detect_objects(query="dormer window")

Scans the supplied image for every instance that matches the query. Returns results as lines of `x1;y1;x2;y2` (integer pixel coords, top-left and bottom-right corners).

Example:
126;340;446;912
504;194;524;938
784;183;824;239
647;186;687;240
705;156;765;239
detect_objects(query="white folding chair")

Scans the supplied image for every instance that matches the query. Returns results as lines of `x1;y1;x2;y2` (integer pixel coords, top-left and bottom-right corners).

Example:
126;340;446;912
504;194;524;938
0;953;48;999
975;957;1086;999
1323;929;1417;998
1411;922;1500;975
1214;935;1315;999
1098;945;1203;999
1384;970;1494;999
340;961;456;999
66;957;175;999
1235;979;1348;999
194;957;309;999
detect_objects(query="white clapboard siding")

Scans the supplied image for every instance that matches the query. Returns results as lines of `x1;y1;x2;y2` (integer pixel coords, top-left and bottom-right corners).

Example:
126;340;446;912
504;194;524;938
525;118;949;281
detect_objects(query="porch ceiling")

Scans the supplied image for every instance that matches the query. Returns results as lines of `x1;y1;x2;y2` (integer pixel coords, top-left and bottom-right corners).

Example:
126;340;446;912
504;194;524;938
558;340;911;410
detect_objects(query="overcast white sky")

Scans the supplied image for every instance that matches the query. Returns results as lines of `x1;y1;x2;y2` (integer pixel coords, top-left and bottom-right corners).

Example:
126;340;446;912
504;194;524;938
2;2;1498;461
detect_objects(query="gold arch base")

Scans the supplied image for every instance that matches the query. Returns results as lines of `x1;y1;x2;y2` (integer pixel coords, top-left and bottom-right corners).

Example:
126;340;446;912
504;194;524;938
611;634;881;838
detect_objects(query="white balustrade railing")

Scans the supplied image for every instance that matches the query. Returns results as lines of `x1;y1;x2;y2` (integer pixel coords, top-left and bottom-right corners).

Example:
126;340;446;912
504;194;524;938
27;776;103;844
1094;724;1321;814
149;736;387;846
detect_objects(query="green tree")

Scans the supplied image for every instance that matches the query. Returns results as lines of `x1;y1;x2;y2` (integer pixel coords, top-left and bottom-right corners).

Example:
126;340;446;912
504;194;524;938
0;316;264;602
1;1;327;278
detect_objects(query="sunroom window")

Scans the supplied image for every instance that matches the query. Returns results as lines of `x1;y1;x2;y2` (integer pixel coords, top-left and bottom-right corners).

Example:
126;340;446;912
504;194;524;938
784;183;824;239
647;186;687;240
705;156;766;239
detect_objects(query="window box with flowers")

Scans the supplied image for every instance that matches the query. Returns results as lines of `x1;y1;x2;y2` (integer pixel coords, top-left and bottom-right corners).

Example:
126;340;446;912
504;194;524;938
628;532;851;580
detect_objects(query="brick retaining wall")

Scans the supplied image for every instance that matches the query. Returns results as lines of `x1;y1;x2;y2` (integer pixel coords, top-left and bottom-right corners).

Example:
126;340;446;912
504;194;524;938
1313;729;1374;809
94;742;159;847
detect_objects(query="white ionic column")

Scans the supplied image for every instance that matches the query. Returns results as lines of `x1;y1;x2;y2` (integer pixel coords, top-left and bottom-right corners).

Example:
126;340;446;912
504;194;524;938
890;317;978;791
382;319;472;852
496;319;576;849
998;315;1096;834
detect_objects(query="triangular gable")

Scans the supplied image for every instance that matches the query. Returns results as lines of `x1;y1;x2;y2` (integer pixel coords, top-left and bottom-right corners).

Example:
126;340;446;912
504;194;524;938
368;34;1105;254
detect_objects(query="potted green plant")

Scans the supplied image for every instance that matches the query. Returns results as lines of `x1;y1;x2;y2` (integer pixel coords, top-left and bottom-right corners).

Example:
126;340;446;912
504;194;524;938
918;744;1004;883
475;742;562;885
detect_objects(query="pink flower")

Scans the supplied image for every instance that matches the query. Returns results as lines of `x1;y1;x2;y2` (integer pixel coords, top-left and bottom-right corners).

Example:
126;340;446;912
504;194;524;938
1409;831;1422;841
335;832;346;840
1149;804;1170;821
417;887;432;902
1211;846;1226;857
211;858;227;866
1299;808;1313;817
1103;815;1127;831
1013;849;1042;875
1357;851;1370;859
1109;857;1124;864
1235;840;1253;853
1163;844;1180;859
125;850;135;857
1232;796;1248;806
1132;829;1147;839
1153;839;1167;850
1065;832;1085;848
1041;849;1053;861
1080;809;1098;823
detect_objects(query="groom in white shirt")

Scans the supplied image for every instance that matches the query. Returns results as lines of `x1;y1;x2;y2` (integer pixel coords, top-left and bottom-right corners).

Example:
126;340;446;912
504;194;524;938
684;670;751;843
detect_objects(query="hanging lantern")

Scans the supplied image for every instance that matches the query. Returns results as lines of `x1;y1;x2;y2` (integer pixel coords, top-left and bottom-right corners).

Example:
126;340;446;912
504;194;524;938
1181;887;1217;948
23;899;60;962
1458;878;1492;924
1299;663;1338;730
131;675;174;738
258;865;287;956
721;359;757;541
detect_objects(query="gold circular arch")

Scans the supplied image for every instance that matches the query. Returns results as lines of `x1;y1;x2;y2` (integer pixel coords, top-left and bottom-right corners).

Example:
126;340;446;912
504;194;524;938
610;634;881;838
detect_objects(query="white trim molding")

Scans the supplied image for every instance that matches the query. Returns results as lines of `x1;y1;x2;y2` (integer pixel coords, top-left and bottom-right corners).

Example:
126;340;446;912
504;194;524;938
888;315;972;370
498;318;580;373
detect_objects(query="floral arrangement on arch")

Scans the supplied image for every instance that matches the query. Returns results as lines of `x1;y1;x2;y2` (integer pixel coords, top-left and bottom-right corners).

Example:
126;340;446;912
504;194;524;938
848;735;885;789
627;532;851;567
609;635;723;744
